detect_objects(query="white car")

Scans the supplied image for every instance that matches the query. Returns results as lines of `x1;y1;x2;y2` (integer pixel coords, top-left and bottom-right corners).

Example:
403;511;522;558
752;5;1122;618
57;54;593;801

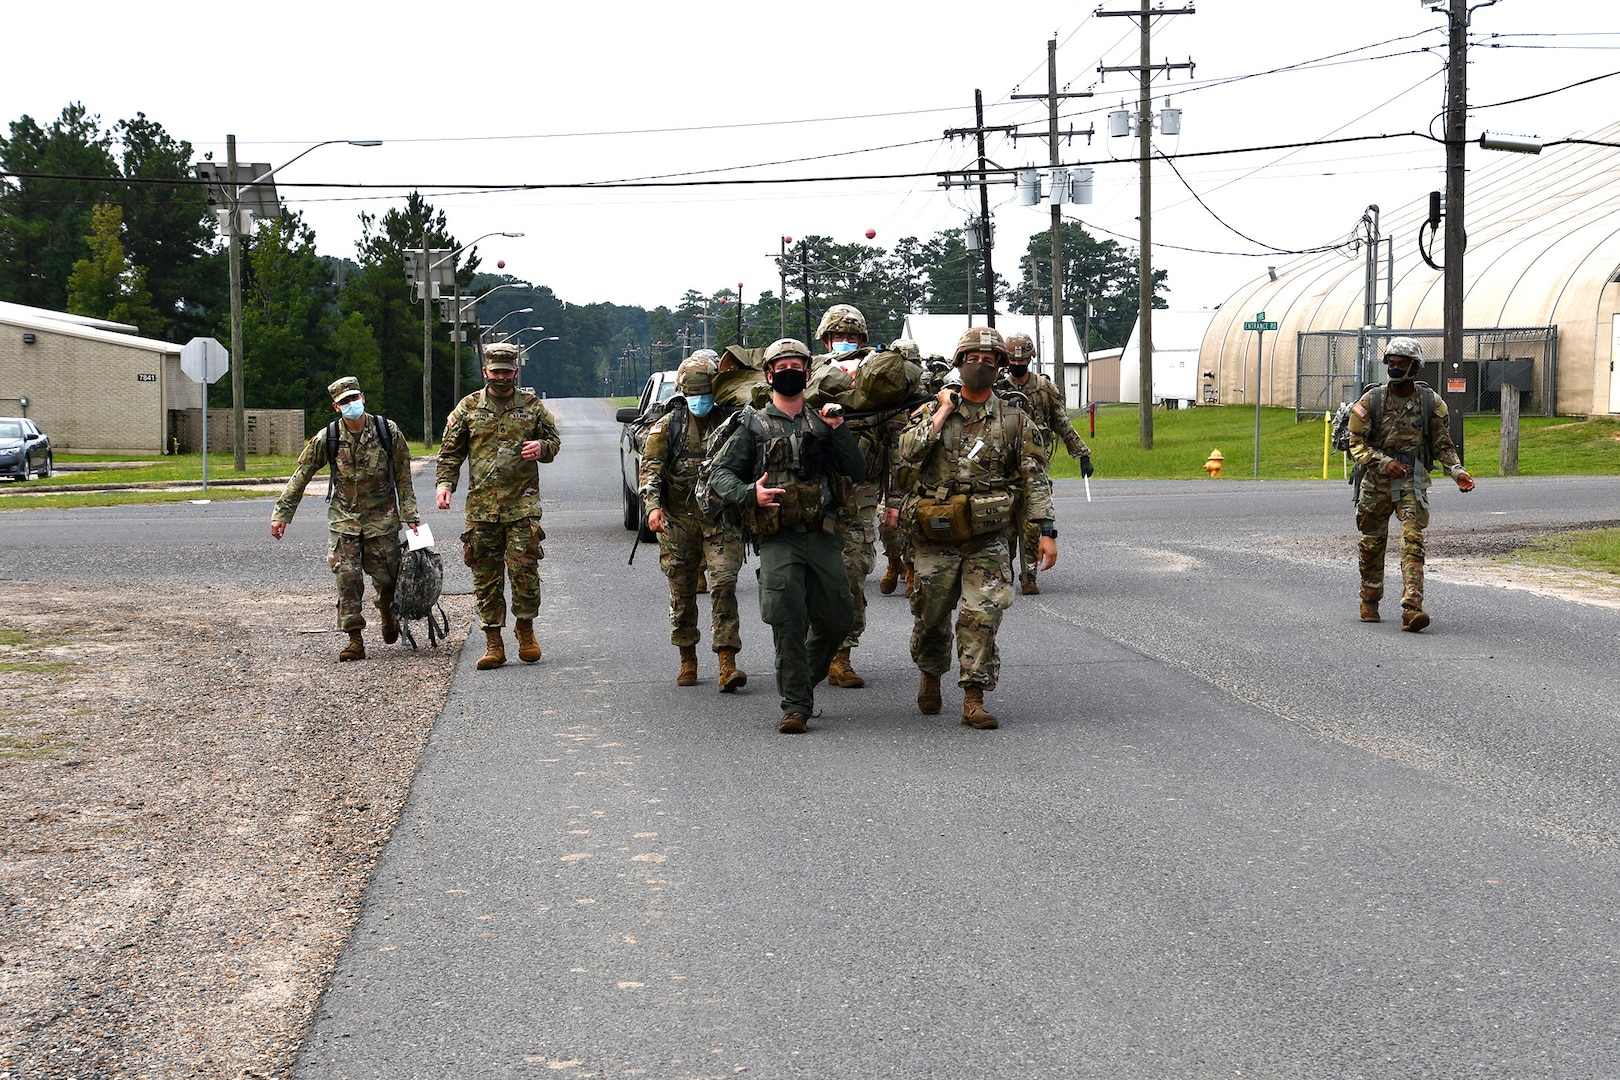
614;369;681;536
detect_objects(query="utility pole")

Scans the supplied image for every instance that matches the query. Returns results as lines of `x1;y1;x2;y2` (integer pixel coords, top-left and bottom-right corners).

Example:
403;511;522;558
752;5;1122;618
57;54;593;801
1098;0;1194;449
946;92;1017;328
225;135;246;471
421;229;434;448
1013;38;1095;381
1438;0;1489;465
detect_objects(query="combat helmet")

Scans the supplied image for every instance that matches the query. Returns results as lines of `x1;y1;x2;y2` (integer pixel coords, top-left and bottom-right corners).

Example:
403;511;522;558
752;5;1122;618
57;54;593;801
815;304;868;342
1004;332;1036;362
676;353;717;396
953;326;1008;364
761;337;813;369
889;338;921;362
1383;336;1424;362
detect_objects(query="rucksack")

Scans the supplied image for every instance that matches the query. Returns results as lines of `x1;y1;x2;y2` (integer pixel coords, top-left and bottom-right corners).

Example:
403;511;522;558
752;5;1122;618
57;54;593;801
693;406;748;524
391;544;449;649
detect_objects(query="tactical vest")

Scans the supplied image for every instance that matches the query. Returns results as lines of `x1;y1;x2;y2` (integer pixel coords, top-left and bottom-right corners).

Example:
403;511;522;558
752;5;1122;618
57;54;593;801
741;406;835;535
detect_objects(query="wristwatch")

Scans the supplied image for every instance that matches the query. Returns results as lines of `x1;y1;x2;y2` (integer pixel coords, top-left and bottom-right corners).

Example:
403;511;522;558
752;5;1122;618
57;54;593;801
1039;524;1058;539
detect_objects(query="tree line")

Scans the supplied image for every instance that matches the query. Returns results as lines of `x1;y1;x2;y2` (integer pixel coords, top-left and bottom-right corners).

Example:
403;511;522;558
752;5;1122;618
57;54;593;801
1;104;1167;439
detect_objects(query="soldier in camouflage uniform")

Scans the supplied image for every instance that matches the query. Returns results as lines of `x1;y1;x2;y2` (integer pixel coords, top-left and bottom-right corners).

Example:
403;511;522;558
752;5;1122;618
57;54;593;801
1346;337;1474;632
435;342;562;668
878;339;922;600
891;327;1056;730
709;338;866;734
640;353;748;692
815;303;882;690
995;331;1092;596
271;377;420;662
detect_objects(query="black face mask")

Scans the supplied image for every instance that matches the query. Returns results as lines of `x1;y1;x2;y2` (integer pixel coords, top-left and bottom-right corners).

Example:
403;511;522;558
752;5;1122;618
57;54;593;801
1007;363;1030;378
769;368;808;398
1386;359;1418;385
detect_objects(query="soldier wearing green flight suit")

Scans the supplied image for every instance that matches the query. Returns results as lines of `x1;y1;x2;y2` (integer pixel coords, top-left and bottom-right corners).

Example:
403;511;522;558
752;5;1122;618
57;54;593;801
271;376;420;662
891;327;1056;730
1345;336;1474;632
435;341;562;669
640;352;748;692
994;331;1092;596
708;338;866;735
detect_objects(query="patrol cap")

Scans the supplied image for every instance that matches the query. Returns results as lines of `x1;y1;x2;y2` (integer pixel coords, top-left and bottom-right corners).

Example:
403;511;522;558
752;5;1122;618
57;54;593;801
483;342;520;371
328;376;363;404
953;326;1008;364
1384;336;1424;361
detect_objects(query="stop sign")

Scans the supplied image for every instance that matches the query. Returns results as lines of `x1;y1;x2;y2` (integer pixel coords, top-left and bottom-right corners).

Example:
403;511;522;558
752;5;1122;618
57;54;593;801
181;337;230;384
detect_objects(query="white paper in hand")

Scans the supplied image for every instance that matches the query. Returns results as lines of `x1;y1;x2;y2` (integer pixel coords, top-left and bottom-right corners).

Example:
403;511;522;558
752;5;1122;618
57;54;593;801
406;523;435;550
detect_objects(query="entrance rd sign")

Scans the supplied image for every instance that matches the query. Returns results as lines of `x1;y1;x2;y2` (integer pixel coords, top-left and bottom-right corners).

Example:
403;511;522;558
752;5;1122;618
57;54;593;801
181;337;230;384
1243;310;1278;332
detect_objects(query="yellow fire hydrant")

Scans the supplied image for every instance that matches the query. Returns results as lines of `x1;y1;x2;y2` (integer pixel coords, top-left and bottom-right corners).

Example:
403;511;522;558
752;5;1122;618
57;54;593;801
1203;448;1224;479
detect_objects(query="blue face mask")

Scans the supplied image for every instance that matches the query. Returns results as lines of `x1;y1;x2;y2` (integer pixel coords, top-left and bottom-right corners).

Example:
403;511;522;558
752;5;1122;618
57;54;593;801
831;341;859;356
339;400;365;421
688;394;715;417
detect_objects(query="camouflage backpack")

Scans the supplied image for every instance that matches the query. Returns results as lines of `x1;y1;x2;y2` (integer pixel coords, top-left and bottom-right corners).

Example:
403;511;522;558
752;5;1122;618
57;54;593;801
391;544;449;649
693;406;748;525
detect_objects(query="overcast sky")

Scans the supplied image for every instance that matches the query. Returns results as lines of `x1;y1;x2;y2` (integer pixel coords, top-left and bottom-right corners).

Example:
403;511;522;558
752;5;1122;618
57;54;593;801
8;0;1615;319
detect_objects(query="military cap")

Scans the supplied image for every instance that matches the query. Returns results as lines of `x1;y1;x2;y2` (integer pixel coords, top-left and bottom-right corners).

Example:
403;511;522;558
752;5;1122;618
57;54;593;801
328;376;363;404
483;342;520;371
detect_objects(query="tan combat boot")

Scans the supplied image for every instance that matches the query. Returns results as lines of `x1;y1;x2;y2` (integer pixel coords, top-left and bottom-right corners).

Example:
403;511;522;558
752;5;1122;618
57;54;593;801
514;618;541;663
917;671;942;715
827;648;865;688
1401;607;1430;633
338;630;366;662
476;628;506;670
717;648;747;693
879;557;902;595
961;687;999;730
778;712;808;734
677;645;699;686
903;561;918;598
1359;588;1381;623
1020;576;1040;596
377;591;400;644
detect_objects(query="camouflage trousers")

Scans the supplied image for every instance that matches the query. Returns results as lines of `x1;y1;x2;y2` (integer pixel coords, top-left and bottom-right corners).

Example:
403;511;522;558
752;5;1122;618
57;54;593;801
909;533;1014;690
657;510;744;651
836;483;880;650
461;517;545;631
1356;477;1430;610
327;531;401;632
879;515;911;566
757;528;852;716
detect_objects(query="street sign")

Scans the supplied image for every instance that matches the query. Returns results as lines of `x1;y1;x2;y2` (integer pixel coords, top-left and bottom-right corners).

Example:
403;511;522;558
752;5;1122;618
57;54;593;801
1243;316;1278;331
180;337;230;384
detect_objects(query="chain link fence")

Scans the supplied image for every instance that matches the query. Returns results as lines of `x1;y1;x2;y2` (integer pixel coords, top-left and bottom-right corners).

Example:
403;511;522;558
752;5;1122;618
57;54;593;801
1296;327;1557;419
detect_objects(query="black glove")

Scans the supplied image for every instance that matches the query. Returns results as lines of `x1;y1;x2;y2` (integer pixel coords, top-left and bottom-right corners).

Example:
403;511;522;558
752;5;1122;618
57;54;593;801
1080;455;1095;479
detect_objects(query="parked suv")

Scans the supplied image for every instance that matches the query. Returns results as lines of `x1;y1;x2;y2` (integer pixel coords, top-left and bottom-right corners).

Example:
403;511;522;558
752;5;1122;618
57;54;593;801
614;369;680;536
0;417;52;481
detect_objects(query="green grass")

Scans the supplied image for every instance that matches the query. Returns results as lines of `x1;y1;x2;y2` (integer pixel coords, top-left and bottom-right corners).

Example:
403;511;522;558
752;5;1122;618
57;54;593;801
1508;528;1620;576
0;659;76;675
1047;404;1620;481
0;628;65;649
0;487;272;511
0;732;78;761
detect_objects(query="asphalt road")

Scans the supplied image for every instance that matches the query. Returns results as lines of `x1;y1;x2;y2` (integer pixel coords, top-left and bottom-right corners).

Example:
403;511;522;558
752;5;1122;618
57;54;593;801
5;400;1618;1078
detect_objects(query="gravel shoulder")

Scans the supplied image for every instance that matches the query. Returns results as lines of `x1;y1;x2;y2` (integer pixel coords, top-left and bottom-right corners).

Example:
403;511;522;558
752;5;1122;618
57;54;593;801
0;580;472;1078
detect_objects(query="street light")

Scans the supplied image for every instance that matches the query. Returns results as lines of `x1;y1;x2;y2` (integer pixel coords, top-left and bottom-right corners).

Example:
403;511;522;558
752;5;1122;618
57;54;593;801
482;308;533;342
421;231;524;444
205;136;381;470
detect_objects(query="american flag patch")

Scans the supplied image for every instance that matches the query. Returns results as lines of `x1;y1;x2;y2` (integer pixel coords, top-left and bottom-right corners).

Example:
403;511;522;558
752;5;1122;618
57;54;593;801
1351;403;1368;418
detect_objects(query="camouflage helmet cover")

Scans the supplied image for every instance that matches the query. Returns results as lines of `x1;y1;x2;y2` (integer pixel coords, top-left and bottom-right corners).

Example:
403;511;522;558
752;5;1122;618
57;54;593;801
762;337;814;369
1384;336;1424;362
1004;331;1036;361
676;354;717;395
953;326;1008;364
815;303;868;342
889;338;921;361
